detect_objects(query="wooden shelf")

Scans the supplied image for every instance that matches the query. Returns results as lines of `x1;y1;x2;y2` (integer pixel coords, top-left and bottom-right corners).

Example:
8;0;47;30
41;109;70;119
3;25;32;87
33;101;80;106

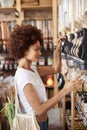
21;5;52;10
0;70;15;77
0;7;16;12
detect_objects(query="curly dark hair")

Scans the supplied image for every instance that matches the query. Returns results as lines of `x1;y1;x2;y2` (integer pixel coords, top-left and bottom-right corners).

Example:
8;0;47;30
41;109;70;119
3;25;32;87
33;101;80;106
7;24;43;59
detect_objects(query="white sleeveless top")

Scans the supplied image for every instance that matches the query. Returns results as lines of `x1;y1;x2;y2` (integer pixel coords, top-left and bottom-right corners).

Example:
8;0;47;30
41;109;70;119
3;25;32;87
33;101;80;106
15;65;47;114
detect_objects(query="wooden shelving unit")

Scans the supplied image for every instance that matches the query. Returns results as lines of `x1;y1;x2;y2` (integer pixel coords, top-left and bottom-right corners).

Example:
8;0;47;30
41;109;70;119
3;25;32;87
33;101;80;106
61;51;87;130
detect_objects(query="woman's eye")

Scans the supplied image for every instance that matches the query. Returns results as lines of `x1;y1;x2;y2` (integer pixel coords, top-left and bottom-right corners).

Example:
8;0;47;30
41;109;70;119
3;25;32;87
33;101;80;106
35;48;41;51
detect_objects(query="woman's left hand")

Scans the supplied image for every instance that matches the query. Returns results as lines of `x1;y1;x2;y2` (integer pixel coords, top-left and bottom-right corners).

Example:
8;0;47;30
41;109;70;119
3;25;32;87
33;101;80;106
54;38;62;52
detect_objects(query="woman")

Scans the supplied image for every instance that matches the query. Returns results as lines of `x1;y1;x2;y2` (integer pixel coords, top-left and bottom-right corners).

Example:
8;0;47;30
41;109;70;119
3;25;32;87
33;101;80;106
7;24;80;130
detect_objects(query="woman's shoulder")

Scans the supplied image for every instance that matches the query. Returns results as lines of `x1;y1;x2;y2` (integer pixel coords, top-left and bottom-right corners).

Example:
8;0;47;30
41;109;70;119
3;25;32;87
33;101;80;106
15;67;35;85
15;67;32;78
16;67;27;74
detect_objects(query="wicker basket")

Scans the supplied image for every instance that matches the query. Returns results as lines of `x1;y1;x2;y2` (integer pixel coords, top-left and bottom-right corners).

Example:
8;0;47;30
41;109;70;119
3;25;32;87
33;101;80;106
0;0;15;7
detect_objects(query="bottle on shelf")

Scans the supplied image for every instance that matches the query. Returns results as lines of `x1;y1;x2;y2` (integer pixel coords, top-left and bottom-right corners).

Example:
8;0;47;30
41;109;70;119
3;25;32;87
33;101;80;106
46;38;53;66
38;56;46;66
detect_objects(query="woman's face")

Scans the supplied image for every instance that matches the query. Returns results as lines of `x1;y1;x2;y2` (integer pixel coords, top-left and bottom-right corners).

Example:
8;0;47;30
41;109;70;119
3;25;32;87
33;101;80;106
25;41;41;62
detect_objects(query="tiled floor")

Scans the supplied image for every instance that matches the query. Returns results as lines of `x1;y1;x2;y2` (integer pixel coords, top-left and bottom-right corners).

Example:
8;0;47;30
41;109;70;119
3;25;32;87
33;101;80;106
47;108;62;130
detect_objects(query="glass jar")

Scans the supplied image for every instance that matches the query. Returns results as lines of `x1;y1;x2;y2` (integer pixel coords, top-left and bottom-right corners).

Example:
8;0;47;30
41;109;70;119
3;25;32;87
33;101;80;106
0;0;14;7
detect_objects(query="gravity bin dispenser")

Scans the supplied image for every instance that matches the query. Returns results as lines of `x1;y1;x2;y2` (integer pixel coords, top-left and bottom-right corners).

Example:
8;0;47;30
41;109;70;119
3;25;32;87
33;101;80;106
61;28;87;70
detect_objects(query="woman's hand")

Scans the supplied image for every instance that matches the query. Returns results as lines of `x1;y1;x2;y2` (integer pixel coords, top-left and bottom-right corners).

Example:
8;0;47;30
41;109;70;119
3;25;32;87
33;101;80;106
54;38;62;52
53;37;63;73
64;78;82;93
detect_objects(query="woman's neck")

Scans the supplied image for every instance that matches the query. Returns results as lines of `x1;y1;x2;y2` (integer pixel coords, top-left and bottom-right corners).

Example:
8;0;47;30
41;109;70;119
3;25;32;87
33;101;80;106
18;58;31;70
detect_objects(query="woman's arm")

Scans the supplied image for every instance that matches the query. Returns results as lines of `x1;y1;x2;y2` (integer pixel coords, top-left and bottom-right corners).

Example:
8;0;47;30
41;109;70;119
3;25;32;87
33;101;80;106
37;38;62;76
23;78;81;116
